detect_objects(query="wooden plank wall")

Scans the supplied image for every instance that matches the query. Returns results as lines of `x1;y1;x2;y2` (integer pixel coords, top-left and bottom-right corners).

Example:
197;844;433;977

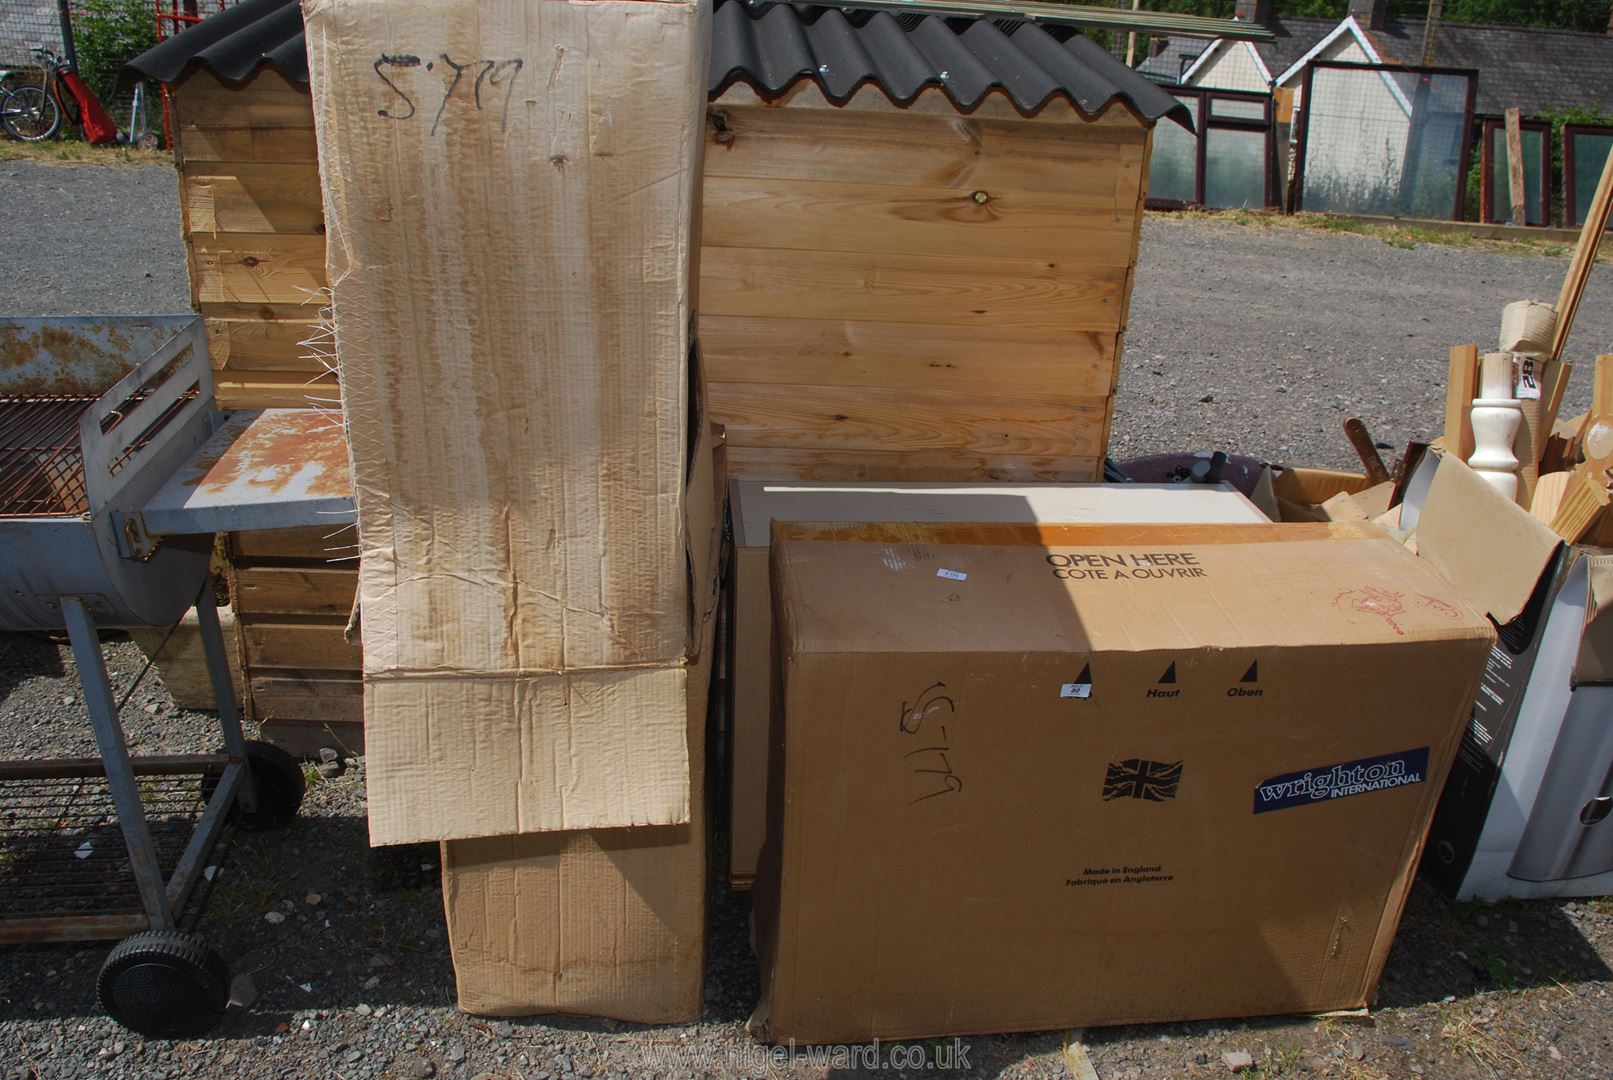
702;85;1152;482
227;526;364;756
173;75;1153;476
173;69;333;411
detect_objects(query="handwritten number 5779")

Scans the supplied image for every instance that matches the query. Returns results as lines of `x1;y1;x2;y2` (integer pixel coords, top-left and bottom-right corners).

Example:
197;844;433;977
373;53;524;134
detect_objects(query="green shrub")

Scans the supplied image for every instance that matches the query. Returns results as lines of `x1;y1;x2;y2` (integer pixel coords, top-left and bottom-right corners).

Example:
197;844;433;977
72;0;157;106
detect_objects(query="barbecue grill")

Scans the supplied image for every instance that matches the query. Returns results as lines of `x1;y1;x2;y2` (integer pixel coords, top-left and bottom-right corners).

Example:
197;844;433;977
0;315;355;1038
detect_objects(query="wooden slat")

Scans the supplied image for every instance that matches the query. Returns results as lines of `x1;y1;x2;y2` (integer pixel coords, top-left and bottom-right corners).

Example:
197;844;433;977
700;247;1125;332
251;673;363;723
701;316;1115;397
214;370;341;411
750;81;1155;130
234;566;358;617
241;621;362;671
184;162;325;235
705;103;1143;199
233;526;359;561
711;382;1107;457
701;175;1134;264
202;305;325;371
192;234;328;306
174;69;315;129
725;445;1102;482
178;125;320;163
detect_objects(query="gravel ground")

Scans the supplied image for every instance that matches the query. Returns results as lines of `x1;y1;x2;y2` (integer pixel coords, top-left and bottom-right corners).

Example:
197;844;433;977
2;158;1613;1080
0;160;191;317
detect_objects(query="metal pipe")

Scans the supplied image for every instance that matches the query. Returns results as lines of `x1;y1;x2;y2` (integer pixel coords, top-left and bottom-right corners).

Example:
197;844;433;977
61;595;175;931
195;594;258;815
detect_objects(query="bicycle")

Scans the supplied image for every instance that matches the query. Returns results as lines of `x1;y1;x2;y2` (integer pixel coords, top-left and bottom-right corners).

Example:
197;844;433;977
0;45;147;146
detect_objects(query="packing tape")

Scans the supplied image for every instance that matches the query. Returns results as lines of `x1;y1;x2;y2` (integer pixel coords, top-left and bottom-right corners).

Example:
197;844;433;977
1499;300;1558;355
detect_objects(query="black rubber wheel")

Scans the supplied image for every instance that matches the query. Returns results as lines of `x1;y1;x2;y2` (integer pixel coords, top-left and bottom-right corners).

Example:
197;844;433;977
236;740;306;830
97;930;230;1039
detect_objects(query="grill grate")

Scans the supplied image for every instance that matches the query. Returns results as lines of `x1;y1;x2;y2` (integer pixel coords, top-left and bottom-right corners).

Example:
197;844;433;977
0;395;98;517
0;770;214;923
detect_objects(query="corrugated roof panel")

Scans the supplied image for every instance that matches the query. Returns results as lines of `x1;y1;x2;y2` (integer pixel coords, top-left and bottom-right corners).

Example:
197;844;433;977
125;0;1192;128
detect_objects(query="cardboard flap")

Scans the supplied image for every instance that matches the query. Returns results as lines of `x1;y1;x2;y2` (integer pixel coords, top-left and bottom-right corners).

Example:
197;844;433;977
1574;555;1613;684
1416;456;1562;625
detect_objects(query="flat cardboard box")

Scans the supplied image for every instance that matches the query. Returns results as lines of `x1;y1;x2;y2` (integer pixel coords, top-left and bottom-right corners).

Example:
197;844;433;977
305;0;711;842
362;418;720;845
438;593;718;1022
725;481;1270;887
1410;455;1613;900
753;522;1492;1043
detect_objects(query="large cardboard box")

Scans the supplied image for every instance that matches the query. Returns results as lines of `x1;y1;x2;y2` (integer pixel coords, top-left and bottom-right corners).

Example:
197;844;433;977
305;0;711;842
1408;455;1613;900
724;481;1270;887
438;593;718;1022
752;522;1493;1043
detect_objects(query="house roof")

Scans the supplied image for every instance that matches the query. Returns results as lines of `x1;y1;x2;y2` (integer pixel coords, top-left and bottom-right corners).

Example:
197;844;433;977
1165;13;1613;119
122;0;1191;127
1135;36;1207;86
1366;18;1613;117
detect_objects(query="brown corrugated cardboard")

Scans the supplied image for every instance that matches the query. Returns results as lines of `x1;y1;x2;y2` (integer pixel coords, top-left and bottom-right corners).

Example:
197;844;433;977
724;481;1270;887
305;0;710;841
753;523;1492;1043
362;418;720;845
439;597;717;1022
437;434;725;1020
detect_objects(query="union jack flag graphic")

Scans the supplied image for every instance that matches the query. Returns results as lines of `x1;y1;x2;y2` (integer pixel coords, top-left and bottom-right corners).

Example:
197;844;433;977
1103;759;1183;802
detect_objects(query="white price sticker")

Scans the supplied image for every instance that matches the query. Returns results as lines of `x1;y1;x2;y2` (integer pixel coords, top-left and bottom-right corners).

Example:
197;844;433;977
1060;683;1092;699
1515;355;1542;400
936;568;968;581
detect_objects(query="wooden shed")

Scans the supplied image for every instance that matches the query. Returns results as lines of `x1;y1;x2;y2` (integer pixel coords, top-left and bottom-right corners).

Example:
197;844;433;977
126;0;1189;748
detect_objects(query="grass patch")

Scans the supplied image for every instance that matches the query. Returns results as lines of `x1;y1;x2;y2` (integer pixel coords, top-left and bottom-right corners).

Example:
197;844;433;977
0;139;171;168
1439;1011;1524;1077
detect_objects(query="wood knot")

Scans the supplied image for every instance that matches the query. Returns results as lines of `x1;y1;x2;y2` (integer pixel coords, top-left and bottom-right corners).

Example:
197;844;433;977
242;256;260;268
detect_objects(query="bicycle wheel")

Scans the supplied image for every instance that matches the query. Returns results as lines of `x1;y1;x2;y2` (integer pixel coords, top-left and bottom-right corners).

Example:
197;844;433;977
1;83;61;141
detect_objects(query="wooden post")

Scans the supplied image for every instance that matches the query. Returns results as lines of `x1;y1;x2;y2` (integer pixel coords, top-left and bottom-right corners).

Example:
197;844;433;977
1444;344;1480;462
1553;141;1613;361
1505;107;1527;226
1124;0;1141;66
1420;0;1442;64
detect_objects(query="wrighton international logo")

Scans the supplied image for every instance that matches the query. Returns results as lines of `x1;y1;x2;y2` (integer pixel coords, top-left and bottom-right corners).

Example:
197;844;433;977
1253;747;1429;814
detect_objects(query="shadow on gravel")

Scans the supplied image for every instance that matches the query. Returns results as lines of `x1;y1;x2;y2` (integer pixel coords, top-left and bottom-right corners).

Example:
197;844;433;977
0;631;67;707
1376;879;1613;1009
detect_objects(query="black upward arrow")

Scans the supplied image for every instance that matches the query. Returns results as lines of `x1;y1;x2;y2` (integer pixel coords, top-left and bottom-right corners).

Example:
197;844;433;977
1158;662;1177;684
1241;661;1259;683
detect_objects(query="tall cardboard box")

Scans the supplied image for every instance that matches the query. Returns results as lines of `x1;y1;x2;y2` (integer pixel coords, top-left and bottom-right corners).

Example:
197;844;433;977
1407;455;1613;900
437;431;725;1021
724;481;1271;888
305;0;711;843
753;523;1493;1043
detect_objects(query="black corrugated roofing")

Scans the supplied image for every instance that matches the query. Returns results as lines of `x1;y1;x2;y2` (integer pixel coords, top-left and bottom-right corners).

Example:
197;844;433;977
122;0;1191;128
